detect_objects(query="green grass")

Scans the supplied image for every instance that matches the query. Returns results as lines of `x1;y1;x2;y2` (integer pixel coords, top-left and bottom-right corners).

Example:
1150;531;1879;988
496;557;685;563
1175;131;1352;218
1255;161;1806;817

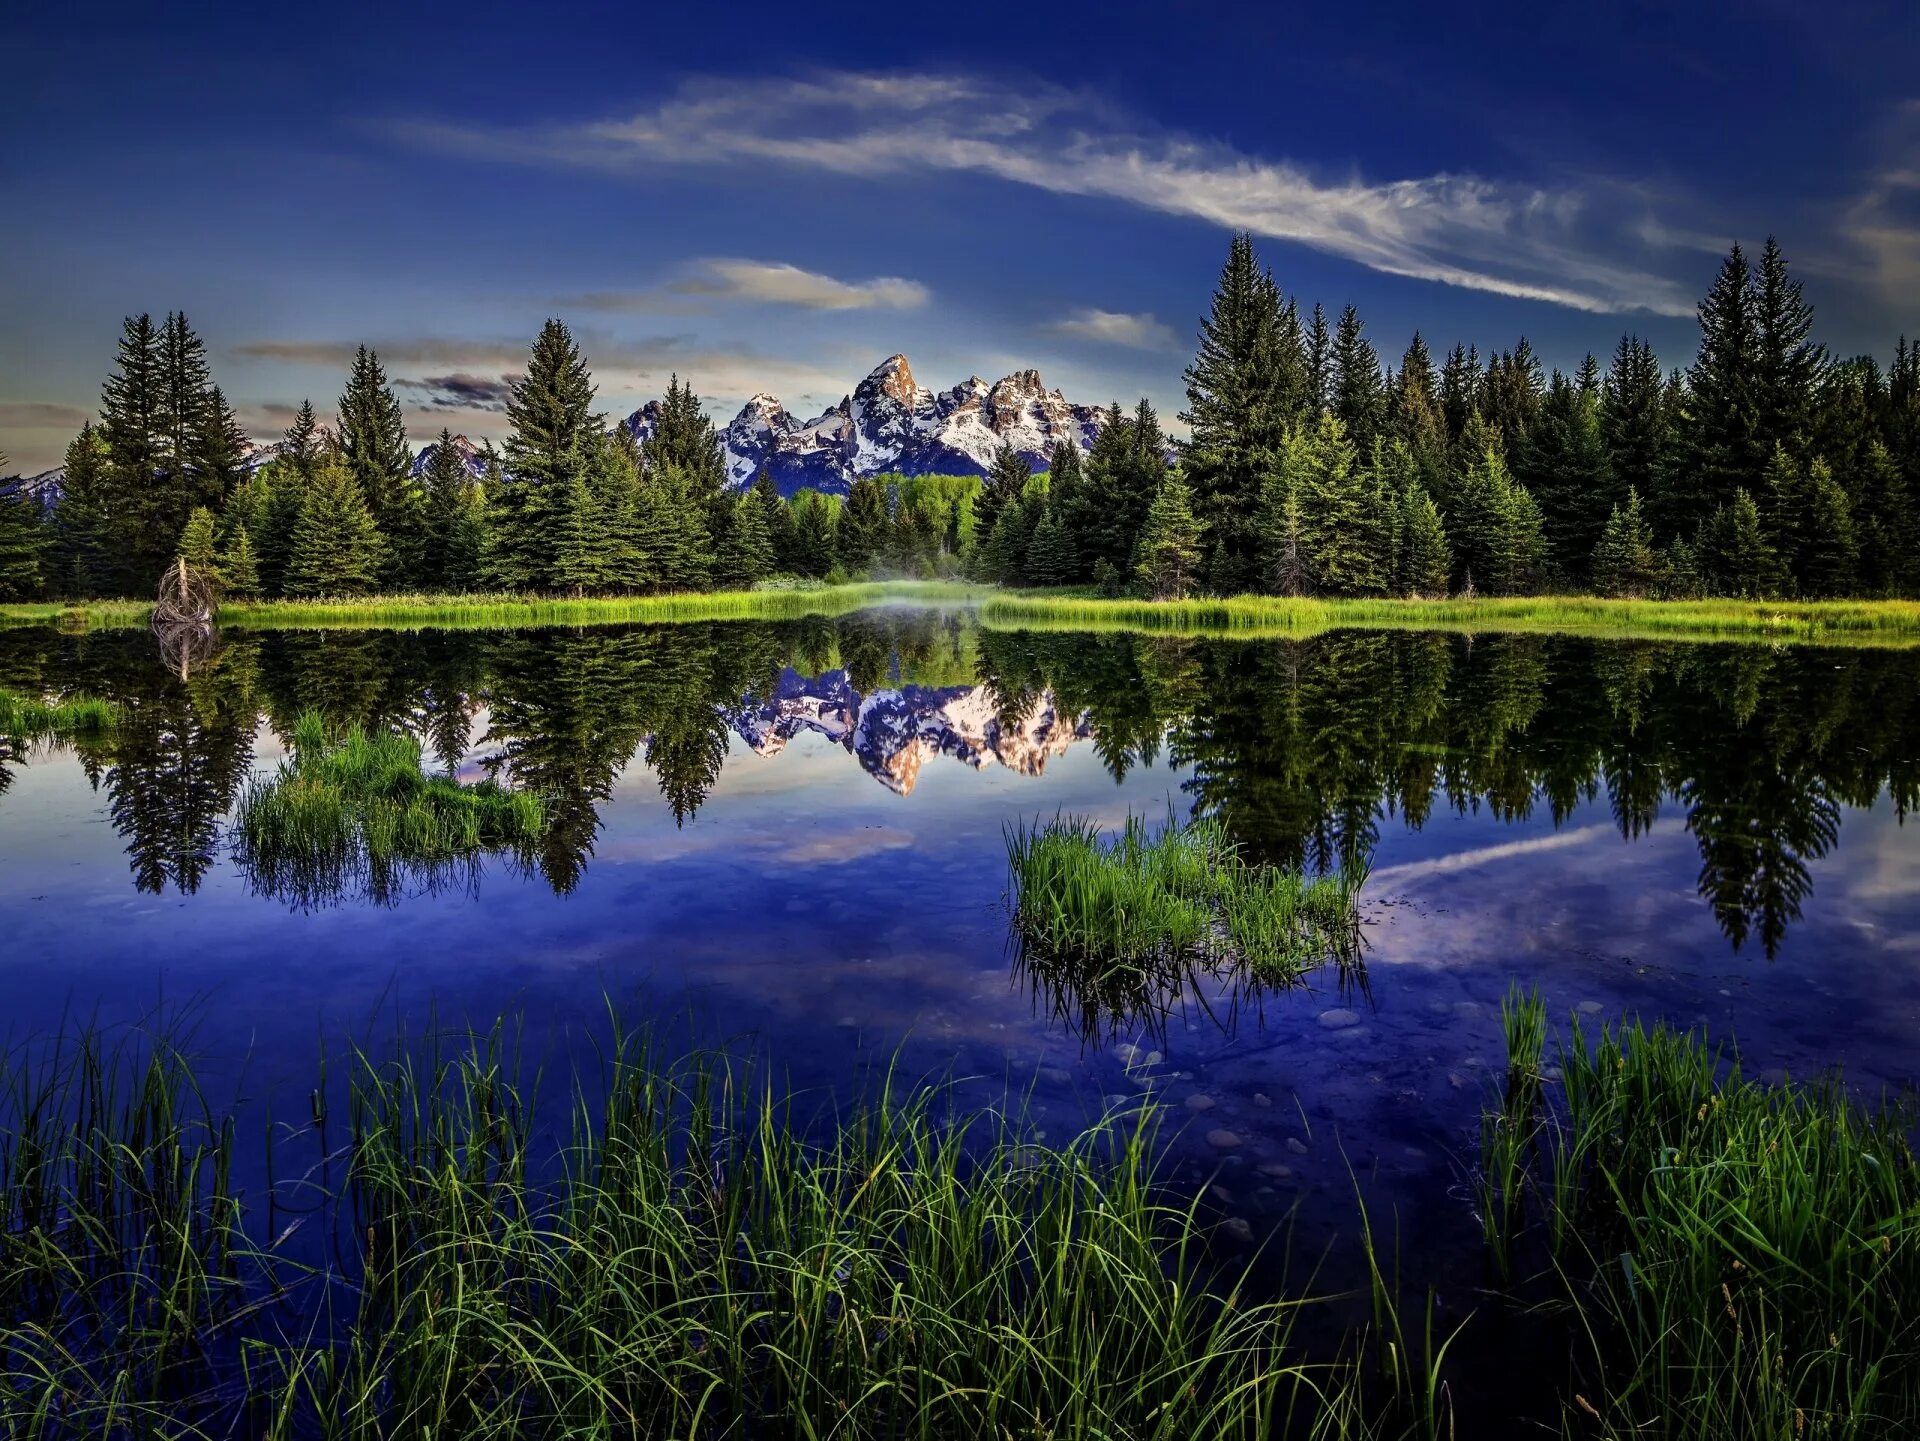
233;711;545;905
0;1020;1453;1439
981;592;1920;647
13;585;1920;645
1481;993;1920;1437
0;686;123;743
1006;812;1366;1035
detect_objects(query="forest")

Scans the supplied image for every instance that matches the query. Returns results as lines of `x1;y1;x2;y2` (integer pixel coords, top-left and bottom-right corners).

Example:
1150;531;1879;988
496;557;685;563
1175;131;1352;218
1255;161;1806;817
0;235;1915;606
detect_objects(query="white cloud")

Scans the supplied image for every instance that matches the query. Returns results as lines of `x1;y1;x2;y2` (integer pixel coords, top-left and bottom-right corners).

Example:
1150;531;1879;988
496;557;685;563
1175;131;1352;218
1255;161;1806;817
1046;308;1179;350
383;71;1701;316
568;257;928;314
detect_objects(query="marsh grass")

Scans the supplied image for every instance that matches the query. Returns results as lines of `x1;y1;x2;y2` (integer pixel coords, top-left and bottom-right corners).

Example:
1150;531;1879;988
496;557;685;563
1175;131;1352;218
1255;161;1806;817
981;592;1920;648
233;712;545;906
0;686;122;745
1481;999;1920;1437
1005;813;1366;1040
1;1020;1454;1439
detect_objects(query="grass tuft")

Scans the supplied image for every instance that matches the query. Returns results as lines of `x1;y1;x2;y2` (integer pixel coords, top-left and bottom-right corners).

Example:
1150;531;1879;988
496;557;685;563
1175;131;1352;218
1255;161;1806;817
0;685;122;746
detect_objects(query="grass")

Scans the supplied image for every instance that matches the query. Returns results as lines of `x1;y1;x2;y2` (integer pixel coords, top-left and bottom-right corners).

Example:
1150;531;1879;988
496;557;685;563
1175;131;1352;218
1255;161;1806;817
10;584;1920;646
233;711;545;906
0;686;123;744
980;592;1920;648
0;1019;1454;1439
1481;990;1920;1437
1005;813;1366;1039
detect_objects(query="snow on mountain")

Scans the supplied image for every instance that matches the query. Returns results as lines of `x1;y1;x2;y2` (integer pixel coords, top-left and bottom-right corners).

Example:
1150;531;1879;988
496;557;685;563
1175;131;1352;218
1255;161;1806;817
410;433;488;479
722;667;1090;796
0;466;67;511
623;354;1104;497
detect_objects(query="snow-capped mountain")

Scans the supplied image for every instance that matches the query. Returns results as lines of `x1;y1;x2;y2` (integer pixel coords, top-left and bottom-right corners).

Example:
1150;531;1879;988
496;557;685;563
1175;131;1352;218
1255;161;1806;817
723;667;1090;796
625;354;1104;496
410;433;488;480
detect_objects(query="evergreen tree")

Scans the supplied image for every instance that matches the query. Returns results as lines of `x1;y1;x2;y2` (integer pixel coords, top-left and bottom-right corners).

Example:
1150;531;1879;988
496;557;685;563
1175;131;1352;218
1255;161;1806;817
636;466;713;591
1682;244;1765;528
981;503;1031;584
1601;335;1670;531
1480;341;1544;455
642;376;729;569
1591;488;1659;597
1450;440;1544;595
1761;444;1812;591
1438;343;1481;445
0;455;43;600
1390;333;1448;497
1042;438;1088;573
282;399;321;476
196;386;251;506
1329;304;1386;453
714;492;774;588
1024;503;1077;586
1304;303;1332;416
1752;236;1824;463
421;431;478;591
1518;367;1614;580
589;431;648;594
1801;459;1858;598
973;442;1032;548
1080;401;1167;582
337;346;417;583
52;423;114;596
491;321;600;590
1396;481;1452;597
1697;488;1779;598
791;491;837;578
221;523;260;598
98;313;164;592
1133;472;1203;600
1180;234;1303;586
285;453;383;596
253;460;307;599
175;506;220;583
1270;414;1388;595
838;476;888;573
749;472;797;573
1849;439;1912;594
156;312;214;528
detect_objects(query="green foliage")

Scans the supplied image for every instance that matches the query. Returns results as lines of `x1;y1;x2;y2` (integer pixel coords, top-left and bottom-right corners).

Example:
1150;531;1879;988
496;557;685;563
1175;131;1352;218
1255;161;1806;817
837;475;888;573
337;345;418;582
50;423;113;597
979;502;1030;584
0;685;121;743
1450;440;1545;595
285;453;384;597
220;522;260;599
789;489;838;578
1518;365;1615;579
1133;471;1203;600
1482;1005;1920;1437
0;485;46;601
1591;488;1660;598
1697;488;1781;598
1023;501;1077;585
175;504;219;579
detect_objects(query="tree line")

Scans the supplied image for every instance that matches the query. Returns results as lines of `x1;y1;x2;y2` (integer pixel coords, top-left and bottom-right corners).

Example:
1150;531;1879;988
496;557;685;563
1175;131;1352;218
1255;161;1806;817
1;232;1916;602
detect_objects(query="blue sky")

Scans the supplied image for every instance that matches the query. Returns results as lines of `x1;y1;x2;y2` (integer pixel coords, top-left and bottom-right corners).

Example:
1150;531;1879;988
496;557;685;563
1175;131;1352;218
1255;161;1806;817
2;0;1916;472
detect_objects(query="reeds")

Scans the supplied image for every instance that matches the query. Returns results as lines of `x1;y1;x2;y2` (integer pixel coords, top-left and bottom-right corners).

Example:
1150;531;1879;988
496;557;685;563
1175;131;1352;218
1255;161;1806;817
1481;1006;1920;1436
981;592;1920;648
1;1020;1452;1438
0;686;122;744
233;711;544;905
1005;812;1366;1025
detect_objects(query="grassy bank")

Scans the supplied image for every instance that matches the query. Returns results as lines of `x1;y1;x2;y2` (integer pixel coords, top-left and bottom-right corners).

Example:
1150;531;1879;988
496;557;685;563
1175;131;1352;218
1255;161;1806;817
10;584;1920;645
0;685;122;742
981;591;1920;647
0;1021;1448;1440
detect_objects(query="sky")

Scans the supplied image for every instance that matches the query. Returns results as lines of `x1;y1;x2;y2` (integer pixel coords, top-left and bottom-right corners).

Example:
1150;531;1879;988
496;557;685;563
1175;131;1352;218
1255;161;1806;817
2;0;1917;473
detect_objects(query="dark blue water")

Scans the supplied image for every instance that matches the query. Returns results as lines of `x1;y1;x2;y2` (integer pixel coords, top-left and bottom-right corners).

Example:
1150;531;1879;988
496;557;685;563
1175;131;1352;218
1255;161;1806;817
3;612;1918;1306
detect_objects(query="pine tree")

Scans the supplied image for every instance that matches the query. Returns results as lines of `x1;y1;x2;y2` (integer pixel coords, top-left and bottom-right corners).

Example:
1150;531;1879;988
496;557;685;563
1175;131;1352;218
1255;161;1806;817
1133;472;1203;600
636;466;713;592
0;453;44;601
1277;414;1388;595
282;399;321;477
1601;336;1671;534
285;453;383;596
1329;304;1386;454
195;386;251;507
1761;444;1811;591
1451;440;1543;595
52;423;114;596
714;493;774;588
1480;341;1544;456
1683;244;1765;528
1254;460;1308;595
981;503;1030;584
1518;367;1614;580
749;472;797;574
337;346;416;583
1024;503;1077;586
1591;488;1659;598
1752;236;1824;464
1697;489;1779;598
1304;304;1332;416
98;313;164;592
791;492;837;578
1390;333;1448;498
1439;343;1481;447
421;431;478;591
221;523;260;599
973;442;1032;547
1801;459;1858;598
550;471;607;595
642;376;730;567
156;312;214;529
1849;439;1911;594
1043;438;1088;573
175;506;220;584
1180;234;1302;586
492;321;601;591
1397;481;1452;597
838;476;888;573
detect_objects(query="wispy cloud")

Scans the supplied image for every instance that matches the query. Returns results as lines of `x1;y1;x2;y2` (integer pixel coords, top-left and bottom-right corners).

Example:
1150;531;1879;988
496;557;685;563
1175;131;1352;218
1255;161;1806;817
1835;101;1920;304
383;70;1699;316
568;257;928;315
1045;308;1179;350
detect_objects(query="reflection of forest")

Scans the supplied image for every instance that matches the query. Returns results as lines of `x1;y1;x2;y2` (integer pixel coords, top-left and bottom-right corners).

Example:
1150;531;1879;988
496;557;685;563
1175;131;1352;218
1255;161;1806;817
1;615;1913;953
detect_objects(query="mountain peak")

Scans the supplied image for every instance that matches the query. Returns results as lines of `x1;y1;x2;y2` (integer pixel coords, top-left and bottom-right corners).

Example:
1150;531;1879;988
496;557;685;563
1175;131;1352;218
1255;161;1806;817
858;353;920;408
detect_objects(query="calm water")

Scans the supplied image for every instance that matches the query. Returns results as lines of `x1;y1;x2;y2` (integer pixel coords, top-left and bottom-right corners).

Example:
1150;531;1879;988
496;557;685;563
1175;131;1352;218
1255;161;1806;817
3;609;1918;1308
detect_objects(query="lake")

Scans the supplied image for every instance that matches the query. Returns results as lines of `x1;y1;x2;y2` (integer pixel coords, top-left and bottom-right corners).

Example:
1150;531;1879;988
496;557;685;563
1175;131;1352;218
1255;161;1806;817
3;606;1918;1392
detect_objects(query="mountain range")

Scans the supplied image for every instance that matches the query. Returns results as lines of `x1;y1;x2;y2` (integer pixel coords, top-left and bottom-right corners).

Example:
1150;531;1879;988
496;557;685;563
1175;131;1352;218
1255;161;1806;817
723;667;1090;795
3;354;1103;506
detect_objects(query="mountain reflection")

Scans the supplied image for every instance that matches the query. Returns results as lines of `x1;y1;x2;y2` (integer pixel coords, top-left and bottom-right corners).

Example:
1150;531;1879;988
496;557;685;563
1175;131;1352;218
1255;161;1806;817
0;612;1913;953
